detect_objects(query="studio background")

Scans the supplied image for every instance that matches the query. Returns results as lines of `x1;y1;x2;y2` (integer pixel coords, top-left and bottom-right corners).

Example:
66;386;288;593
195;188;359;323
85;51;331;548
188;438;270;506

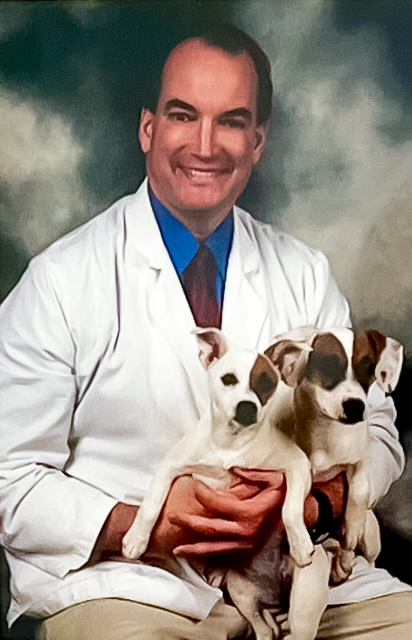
0;0;411;629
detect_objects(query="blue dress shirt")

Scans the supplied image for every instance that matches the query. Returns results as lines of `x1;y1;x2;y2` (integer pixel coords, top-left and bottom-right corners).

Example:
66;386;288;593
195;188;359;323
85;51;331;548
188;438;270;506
149;191;233;307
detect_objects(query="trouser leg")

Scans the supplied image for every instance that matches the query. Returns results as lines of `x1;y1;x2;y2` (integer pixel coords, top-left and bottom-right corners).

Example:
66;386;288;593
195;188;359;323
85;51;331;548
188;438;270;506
317;592;412;640
38;598;251;640
279;591;412;640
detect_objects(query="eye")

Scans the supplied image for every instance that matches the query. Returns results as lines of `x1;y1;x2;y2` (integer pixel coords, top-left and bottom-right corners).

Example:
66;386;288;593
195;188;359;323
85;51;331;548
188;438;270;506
221;373;238;386
220;117;248;130
167;112;194;123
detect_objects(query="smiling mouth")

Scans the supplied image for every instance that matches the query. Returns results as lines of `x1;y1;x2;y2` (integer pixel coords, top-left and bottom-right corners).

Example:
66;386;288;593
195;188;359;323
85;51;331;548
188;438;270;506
178;166;231;180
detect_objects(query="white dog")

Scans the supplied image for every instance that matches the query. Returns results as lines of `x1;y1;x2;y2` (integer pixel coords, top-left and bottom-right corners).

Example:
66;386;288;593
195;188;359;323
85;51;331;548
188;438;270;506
123;327;315;640
265;326;404;590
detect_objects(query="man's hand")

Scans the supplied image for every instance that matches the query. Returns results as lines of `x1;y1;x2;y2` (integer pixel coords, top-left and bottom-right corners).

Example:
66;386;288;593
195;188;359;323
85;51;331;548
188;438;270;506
312;472;347;526
143;468;286;562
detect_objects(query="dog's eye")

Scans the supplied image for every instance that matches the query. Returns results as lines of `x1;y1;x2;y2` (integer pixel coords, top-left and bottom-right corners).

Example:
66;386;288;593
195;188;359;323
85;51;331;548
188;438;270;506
221;373;238;386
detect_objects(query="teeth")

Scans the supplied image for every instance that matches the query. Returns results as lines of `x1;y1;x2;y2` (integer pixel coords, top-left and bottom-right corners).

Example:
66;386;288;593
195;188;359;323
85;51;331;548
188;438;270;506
179;167;223;178
187;169;218;177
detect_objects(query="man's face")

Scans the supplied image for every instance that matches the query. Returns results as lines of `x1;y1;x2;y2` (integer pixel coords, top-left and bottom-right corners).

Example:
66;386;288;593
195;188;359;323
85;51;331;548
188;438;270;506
139;39;267;228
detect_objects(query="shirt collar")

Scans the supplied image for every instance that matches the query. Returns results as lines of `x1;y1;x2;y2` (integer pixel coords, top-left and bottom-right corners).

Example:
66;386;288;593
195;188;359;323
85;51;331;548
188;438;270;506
149;190;233;277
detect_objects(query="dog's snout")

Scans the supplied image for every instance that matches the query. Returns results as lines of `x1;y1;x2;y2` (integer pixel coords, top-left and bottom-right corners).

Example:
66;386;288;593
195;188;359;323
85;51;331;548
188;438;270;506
234;401;258;427
342;399;365;424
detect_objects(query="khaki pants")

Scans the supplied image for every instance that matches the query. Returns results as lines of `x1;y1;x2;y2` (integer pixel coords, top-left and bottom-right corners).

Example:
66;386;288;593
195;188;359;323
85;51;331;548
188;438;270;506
38;592;412;640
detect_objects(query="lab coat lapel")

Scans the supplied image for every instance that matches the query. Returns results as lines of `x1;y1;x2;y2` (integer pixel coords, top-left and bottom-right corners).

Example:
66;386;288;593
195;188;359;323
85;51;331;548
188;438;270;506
126;181;209;413
222;207;269;350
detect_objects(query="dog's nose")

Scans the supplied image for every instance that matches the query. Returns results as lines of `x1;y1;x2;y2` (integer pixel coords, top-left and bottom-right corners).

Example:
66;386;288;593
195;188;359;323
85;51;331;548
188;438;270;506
234;401;258;427
342;399;365;424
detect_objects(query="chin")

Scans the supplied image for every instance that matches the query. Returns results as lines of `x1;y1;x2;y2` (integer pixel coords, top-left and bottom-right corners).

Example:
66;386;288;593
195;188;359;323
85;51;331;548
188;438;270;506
175;190;234;217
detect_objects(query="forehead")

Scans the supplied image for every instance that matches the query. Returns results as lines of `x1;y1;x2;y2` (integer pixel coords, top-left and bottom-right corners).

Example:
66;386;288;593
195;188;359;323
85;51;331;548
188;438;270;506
211;349;257;378
158;39;258;114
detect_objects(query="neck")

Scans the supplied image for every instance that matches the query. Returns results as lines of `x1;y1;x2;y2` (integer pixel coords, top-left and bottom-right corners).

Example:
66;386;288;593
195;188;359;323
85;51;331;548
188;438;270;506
168;207;230;241
148;185;231;240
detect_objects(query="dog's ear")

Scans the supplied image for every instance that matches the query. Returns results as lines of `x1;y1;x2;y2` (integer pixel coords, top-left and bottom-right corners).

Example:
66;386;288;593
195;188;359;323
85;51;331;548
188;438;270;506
272;325;318;344
264;340;311;387
193;327;229;370
354;329;404;394
372;333;403;394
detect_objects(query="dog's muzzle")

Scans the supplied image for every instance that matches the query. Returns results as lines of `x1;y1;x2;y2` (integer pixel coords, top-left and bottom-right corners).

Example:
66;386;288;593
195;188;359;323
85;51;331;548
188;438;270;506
341;399;365;424
234;401;258;427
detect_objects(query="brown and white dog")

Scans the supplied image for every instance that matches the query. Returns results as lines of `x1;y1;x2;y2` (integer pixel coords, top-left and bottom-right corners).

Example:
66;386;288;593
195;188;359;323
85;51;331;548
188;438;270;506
122;328;315;640
265;326;404;585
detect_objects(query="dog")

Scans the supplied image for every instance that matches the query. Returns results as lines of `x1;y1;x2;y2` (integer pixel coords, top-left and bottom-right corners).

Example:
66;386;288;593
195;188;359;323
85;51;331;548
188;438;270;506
264;325;404;620
122;327;316;640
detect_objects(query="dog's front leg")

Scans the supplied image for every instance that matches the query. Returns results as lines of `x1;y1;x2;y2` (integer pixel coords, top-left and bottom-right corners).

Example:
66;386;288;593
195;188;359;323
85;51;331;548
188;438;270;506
360;509;381;563
285;544;331;640
282;454;314;567
343;461;370;555
122;460;181;560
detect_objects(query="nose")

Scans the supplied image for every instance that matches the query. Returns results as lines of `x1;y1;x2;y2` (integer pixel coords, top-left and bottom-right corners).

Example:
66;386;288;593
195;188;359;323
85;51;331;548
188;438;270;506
234;401;258;427
196;118;214;158
342;399;365;424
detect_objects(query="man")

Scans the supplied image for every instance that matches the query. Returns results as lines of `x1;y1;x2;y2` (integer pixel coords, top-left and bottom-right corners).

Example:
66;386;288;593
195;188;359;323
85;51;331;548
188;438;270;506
0;25;410;640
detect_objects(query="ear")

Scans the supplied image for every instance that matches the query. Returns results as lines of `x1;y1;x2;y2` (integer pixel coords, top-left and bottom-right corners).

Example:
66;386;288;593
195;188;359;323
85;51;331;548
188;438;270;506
138;108;155;153
264;340;311;387
192;328;229;370
252;124;267;165
374;335;404;394
273;325;318;344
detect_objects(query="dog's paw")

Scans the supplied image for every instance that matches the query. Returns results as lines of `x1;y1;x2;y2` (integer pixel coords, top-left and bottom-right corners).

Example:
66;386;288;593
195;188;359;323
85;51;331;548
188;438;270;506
329;548;355;585
290;537;315;568
122;528;149;560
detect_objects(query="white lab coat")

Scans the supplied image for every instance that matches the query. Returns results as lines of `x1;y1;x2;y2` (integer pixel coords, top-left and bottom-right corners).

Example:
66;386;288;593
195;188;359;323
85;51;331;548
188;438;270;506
0;179;408;624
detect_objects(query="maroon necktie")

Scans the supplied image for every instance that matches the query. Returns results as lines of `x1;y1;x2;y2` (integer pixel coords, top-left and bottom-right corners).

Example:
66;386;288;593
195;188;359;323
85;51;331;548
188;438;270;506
182;243;221;328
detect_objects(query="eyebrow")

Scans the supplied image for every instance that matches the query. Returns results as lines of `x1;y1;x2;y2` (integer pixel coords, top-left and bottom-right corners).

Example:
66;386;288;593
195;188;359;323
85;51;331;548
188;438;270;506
163;99;197;114
163;100;252;125
220;108;252;125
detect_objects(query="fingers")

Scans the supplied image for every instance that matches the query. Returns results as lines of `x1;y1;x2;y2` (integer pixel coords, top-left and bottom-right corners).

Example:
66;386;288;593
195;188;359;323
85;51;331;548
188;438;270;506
174;539;252;556
193;476;285;522
313;471;347;520
304;494;320;529
158;470;285;559
225;480;262;500
169;512;244;536
231;467;285;489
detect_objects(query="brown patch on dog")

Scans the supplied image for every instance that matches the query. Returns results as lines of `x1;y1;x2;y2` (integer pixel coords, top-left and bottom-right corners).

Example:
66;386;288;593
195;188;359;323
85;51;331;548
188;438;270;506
306;333;348;390
250;355;279;406
353;329;386;391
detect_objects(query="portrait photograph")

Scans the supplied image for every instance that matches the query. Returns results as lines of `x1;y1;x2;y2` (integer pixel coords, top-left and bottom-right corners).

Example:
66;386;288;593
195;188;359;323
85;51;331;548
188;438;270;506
0;1;411;639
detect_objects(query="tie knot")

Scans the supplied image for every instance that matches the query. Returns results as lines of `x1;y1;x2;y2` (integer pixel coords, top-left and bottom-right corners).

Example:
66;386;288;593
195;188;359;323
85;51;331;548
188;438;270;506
194;241;214;265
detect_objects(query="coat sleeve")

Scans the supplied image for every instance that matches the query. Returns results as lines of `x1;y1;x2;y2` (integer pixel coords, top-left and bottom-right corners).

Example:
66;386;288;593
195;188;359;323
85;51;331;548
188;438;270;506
311;250;405;502
366;383;405;505
0;258;117;579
